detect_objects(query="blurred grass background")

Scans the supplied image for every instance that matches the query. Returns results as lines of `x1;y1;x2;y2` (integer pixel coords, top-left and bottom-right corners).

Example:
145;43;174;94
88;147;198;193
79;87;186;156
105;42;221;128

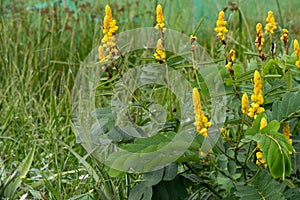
1;0;300;198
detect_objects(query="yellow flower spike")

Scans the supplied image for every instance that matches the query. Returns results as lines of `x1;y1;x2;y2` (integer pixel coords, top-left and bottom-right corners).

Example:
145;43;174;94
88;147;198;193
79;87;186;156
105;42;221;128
253;70;262;96
255;23;265;60
98;45;106;62
248;71;265;118
225;49;235;71
255;23;264;47
294;39;300;68
283;123;293;145
280;29;289;42
256;151;267;167
229;49;235;62
256;107;265;114
260;117;268;130
105;5;112;19
192;88;211;137
225;63;232;70
294;39;300;57
214;11;228;44
155;4;166;32
257;94;264;105
241;93;249;115
216;11;227;27
265;11;277;34
153;38;166;61
100;5;119;63
157;38;163;49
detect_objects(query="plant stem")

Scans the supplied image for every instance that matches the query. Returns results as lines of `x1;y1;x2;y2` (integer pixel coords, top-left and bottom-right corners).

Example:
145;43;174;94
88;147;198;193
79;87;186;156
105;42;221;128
184;163;222;199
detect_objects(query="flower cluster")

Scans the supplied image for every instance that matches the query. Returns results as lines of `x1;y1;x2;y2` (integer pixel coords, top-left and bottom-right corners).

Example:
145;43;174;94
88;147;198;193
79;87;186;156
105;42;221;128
155;4;166;32
154;5;166;62
247;71;265;118
214;11;228;44
225;49;235;70
241;93;249;115
98;5;119;62
98;45;106;62
192;88;212;137
294;39;300;68
256;117;268;166
283;123;293;145
280;28;289;52
265;11;277;34
153;39;166;61
255;23;265;60
256;151;267;167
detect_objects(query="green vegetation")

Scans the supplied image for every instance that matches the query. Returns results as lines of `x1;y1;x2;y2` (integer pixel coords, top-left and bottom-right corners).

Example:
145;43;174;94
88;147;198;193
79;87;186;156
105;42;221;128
1;0;300;199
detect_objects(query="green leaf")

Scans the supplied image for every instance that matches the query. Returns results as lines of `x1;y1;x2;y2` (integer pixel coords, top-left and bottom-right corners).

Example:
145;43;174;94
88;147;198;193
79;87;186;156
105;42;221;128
268;91;300;121
181;174;205;183
232;64;245;79
236;185;261;200
245;114;266;136
152;176;187;200
260;131;293;178
163;163;178;181
92;108;115;133
128;183;152;200
235;169;285;200
4;144;36;197
143;168;164;187
58;140;99;182
261;120;280;133
217;176;234;194
263;59;284;78
105;132;176;173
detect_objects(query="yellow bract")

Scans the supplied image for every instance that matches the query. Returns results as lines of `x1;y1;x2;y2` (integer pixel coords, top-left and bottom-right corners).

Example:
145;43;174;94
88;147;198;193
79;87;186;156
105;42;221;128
255;23;264;48
153;39;166;60
256;151;267;167
155;4;166;32
294;39;300;68
190;35;197;41
248;71;265;118
283;123;293;145
214;11;228;43
102;5;118;43
225;49;235;70
98;45;106;62
265;11;277;34
241;93;249;115
192;88;211;137
99;5;119;62
280;29;289;42
260;117;267;130
255;23;265;59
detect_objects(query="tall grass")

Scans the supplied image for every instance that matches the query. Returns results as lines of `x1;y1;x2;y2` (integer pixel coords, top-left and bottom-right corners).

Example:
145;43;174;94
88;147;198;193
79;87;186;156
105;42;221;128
1;0;300;198
0;1;100;198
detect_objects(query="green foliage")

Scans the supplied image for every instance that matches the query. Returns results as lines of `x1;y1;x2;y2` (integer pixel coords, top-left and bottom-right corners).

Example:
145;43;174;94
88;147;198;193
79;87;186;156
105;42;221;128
260;122;294;178
268;91;300;122
128;183;152;200
106;132;176;175
1;145;35;198
261;131;293;178
235;170;285;200
2;0;300;199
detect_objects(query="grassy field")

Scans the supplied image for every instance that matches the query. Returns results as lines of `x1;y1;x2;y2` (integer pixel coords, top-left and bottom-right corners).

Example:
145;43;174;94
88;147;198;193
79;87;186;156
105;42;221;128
1;0;300;199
